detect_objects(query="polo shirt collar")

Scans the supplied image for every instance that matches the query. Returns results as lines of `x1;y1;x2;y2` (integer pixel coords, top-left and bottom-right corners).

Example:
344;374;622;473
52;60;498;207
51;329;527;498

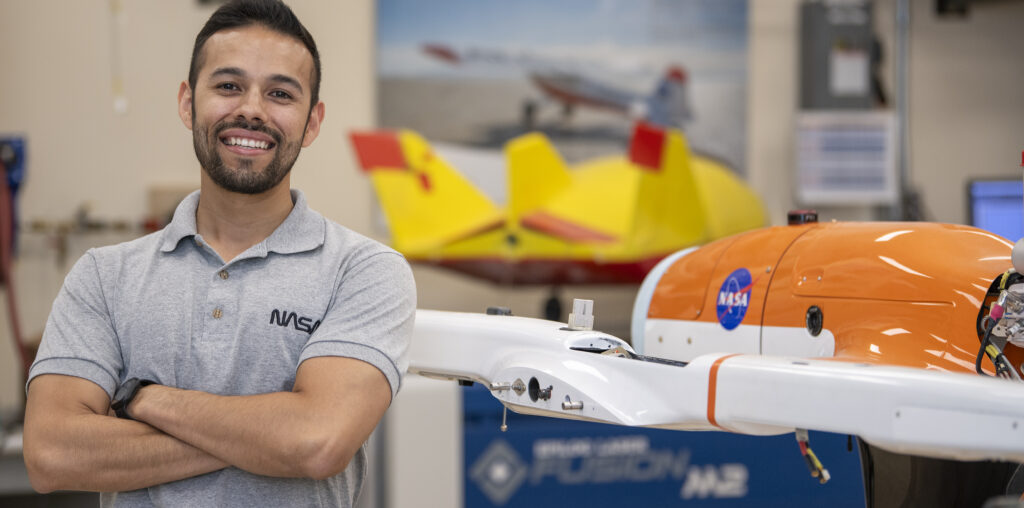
159;189;325;256
263;190;325;255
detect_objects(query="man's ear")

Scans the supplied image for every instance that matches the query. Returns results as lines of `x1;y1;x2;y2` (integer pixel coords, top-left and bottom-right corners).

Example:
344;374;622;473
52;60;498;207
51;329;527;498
301;101;326;147
178;82;193;130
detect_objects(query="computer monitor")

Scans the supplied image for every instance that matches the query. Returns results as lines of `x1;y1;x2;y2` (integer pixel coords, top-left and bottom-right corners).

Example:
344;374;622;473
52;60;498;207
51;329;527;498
968;179;1024;241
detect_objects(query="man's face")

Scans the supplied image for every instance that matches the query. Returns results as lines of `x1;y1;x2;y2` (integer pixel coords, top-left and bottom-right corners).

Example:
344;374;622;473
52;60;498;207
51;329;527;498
178;25;324;195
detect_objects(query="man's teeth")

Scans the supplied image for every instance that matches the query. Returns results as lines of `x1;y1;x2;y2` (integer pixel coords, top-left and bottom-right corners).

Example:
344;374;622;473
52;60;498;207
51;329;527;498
225;137;270;149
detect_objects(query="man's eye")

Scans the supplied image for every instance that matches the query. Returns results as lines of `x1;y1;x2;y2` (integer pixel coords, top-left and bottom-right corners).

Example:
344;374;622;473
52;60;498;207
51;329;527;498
217;83;240;91
270;90;293;100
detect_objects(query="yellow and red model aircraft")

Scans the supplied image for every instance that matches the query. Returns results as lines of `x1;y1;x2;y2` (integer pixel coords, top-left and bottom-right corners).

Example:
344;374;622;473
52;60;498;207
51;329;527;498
348;122;766;285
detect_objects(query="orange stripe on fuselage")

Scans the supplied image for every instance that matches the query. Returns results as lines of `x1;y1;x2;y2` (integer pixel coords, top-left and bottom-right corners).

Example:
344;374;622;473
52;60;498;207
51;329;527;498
707;354;741;429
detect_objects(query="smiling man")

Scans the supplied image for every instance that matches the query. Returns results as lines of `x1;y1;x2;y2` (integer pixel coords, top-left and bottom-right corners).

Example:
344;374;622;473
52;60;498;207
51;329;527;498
22;1;416;507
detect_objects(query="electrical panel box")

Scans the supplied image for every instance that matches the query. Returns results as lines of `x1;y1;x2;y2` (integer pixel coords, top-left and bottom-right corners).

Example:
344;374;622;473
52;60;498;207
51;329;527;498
799;0;876;110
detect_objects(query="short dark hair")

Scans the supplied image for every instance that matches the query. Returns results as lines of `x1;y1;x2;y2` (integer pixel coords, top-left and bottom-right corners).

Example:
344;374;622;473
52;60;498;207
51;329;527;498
189;0;321;107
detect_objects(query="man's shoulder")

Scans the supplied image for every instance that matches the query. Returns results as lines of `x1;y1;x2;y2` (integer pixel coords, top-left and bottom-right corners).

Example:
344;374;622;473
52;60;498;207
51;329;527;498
84;229;168;266
320;216;404;263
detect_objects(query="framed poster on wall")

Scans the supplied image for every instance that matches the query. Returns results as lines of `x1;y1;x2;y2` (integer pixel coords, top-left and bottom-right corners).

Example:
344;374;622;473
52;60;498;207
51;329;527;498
376;0;750;179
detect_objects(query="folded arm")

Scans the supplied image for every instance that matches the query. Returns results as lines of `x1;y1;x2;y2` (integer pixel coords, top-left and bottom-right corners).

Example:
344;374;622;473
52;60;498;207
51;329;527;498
23;374;228;493
127;356;392;480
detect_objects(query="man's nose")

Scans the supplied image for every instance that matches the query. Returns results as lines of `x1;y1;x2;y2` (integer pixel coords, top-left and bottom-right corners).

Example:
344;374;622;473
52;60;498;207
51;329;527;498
234;88;266;124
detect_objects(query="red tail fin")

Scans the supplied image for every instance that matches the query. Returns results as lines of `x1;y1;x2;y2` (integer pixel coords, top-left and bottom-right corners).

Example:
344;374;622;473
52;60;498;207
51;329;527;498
349;131;407;172
629;122;666;171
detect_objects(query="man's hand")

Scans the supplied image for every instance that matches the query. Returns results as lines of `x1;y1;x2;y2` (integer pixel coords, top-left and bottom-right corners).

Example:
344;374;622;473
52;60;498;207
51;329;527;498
112;378;155;419
23;375;228;493
127;356;391;479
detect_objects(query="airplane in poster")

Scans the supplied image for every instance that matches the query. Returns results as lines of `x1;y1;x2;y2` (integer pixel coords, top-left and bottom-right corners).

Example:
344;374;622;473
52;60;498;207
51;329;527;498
349;122;766;286
421;43;694;129
408;215;1024;501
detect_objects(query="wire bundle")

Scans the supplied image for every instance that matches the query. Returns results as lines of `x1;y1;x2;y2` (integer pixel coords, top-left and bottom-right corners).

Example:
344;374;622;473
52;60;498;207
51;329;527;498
795;428;830;484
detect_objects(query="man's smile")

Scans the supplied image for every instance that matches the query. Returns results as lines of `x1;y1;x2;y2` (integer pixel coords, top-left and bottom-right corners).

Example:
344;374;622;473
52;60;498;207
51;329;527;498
218;128;277;155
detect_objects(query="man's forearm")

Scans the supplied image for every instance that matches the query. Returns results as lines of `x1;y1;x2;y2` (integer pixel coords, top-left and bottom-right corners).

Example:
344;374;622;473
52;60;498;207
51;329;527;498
129;386;342;479
24;410;227;493
128;357;392;480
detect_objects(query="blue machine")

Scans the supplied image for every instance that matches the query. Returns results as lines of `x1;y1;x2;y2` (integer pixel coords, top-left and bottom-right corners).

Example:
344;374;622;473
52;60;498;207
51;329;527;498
463;384;865;507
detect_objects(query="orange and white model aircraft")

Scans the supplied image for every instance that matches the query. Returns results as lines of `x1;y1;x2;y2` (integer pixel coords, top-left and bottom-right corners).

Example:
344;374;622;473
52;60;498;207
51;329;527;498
408;213;1024;502
349;122;766;285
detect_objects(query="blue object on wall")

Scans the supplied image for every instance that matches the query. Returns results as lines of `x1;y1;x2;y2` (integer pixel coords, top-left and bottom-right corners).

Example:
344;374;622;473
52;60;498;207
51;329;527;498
969;179;1023;242
1;137;26;195
463;384;865;507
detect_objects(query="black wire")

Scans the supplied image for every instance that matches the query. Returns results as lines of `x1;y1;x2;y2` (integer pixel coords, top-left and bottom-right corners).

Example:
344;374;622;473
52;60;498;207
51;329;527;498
994;350;1008;377
976;317;995;376
799;447;816;475
994;356;1008;378
994;352;1017;379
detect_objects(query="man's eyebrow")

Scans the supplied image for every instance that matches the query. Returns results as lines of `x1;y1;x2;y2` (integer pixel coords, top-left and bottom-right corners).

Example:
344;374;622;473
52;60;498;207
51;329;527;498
269;74;304;95
209;66;246;80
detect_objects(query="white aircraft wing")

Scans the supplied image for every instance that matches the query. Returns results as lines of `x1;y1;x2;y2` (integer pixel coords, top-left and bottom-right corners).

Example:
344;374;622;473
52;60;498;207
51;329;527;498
410;309;1024;463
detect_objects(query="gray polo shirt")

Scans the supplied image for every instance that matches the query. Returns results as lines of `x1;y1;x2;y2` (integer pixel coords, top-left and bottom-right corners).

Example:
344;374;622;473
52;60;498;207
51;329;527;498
29;189;416;507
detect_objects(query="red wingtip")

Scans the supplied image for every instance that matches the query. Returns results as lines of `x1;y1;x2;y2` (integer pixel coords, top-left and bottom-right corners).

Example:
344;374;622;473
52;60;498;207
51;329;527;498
422;43;460;65
349;131;407;172
1020;150;1023;167
629;122;665;171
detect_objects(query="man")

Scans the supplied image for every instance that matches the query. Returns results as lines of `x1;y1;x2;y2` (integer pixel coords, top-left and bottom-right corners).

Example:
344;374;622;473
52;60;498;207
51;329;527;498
22;1;416;506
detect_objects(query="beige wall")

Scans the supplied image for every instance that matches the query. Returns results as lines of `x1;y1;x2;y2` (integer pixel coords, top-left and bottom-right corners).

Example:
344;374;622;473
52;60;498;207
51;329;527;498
906;0;1024;224
0;0;376;224
0;0;1022;416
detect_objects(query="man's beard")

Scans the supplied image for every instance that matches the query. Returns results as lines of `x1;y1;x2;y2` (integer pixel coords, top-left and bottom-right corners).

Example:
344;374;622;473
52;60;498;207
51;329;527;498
192;117;302;195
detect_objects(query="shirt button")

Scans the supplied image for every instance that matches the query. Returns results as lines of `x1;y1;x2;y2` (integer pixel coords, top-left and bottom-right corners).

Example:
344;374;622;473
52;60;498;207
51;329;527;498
212;308;223;319
219;270;229;280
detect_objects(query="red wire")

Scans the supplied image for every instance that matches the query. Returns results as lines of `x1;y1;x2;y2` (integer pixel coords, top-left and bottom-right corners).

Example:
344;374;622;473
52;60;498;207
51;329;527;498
798;439;808;455
0;160;31;383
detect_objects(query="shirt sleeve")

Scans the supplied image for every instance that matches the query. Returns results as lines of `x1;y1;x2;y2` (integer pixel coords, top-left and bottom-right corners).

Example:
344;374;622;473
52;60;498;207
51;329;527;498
298;251;416;400
27;250;123;398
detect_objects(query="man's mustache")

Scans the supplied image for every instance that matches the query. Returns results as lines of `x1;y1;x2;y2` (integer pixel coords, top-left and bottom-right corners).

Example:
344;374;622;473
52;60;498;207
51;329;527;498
214;119;283;145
